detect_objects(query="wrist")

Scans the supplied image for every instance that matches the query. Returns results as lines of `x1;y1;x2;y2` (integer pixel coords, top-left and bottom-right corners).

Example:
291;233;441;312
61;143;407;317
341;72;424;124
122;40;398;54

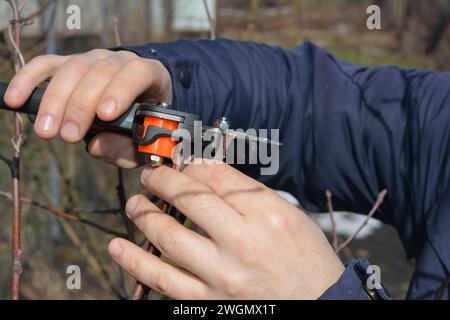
308;258;346;299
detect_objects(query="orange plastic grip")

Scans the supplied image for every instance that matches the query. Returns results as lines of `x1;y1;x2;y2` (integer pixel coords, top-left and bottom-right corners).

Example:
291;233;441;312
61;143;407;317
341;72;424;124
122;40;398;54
138;116;179;159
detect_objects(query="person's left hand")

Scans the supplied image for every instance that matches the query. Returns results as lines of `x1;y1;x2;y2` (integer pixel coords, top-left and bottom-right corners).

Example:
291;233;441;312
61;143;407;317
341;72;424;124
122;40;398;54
108;160;344;299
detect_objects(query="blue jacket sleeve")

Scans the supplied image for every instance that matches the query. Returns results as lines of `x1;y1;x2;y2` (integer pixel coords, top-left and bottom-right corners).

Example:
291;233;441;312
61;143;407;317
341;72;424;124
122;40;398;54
319;259;390;300
117;39;450;299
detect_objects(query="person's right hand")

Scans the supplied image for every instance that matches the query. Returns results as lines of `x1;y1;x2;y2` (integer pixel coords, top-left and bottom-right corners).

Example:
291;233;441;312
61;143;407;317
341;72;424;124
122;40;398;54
3;49;172;168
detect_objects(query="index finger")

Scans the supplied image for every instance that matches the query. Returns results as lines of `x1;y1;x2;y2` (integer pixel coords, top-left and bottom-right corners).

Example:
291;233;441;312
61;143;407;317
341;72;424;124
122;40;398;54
4;55;69;108
183;160;287;216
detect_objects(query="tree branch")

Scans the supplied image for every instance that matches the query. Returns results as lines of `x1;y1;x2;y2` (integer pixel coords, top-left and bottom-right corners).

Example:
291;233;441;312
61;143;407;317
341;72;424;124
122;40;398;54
116;168;134;241
335;190;388;254
6;0;26;300
66;207;120;215
0;190;127;238
110;16;134;243
325;190;338;251
112;15;122;46
202;0;216;40
0;0;55;33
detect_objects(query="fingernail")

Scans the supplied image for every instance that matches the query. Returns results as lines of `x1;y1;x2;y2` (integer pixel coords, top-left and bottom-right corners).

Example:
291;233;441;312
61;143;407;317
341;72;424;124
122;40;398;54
141;166;154;183
35;114;55;132
108;240;122;258
99;99;117;115
5;87;19;102
61;121;80;140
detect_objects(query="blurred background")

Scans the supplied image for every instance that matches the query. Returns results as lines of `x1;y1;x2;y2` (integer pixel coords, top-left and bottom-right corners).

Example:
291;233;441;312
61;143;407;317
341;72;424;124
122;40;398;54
0;0;449;299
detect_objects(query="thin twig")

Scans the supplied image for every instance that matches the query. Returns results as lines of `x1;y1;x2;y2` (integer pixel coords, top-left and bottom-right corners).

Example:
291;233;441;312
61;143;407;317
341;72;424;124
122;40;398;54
116;168;134;241
326;190;354;259
0;190;127;238
66;207;120;215
335;190;388;253
202;0;216;40
111;13;137;299
6;0;26;300
111;16;133;242
325;190;338;251
0;0;55;33
112;15;122;46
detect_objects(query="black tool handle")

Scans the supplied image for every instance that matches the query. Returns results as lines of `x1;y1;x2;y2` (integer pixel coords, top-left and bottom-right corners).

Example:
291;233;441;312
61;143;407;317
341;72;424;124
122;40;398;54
0;81;139;140
0;81;43;116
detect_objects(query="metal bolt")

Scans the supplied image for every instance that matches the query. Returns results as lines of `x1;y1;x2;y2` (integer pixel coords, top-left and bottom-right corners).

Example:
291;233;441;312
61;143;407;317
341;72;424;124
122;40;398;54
159;102;170;109
146;154;164;167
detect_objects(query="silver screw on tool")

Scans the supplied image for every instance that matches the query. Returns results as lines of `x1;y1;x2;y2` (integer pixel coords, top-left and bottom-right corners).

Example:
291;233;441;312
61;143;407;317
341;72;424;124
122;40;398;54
146;154;164;167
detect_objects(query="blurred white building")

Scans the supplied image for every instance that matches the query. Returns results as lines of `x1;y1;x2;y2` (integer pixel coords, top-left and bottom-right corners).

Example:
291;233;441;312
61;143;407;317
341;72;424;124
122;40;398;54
0;0;217;45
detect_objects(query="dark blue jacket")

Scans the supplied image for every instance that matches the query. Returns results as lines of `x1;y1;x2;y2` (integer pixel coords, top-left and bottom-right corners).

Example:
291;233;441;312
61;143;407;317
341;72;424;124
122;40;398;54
120;39;450;300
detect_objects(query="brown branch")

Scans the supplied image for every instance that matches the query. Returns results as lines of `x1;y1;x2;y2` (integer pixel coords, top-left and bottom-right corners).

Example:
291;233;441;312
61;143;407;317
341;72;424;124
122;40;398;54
112;15;122;46
116;168;134;241
110;14;136;299
111;16;134;243
0;0;55;33
0;190;127;238
6;0;26;300
66;207;120;215
325;190;339;251
335;190;388;254
202;0;216;40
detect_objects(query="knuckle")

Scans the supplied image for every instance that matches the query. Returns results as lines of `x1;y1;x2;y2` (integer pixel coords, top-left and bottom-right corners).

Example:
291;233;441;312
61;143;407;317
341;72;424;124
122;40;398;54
223;283;239;298
43;89;66;105
89;48;109;58
263;211;289;233
128;254;142;276
128;58;147;69
196;195;229;227
91;59;121;78
181;182;229;224
190;186;215;209
128;58;154;76
157;222;182;254
152;269;171;295
125;195;144;219
117;50;138;60
192;187;215;209
207;165;230;190
65;55;89;70
217;272;241;298
204;204;228;227
68;94;92;114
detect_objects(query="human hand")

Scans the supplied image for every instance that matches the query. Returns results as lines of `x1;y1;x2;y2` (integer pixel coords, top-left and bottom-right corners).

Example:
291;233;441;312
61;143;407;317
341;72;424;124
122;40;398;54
108;161;344;299
4;49;171;168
